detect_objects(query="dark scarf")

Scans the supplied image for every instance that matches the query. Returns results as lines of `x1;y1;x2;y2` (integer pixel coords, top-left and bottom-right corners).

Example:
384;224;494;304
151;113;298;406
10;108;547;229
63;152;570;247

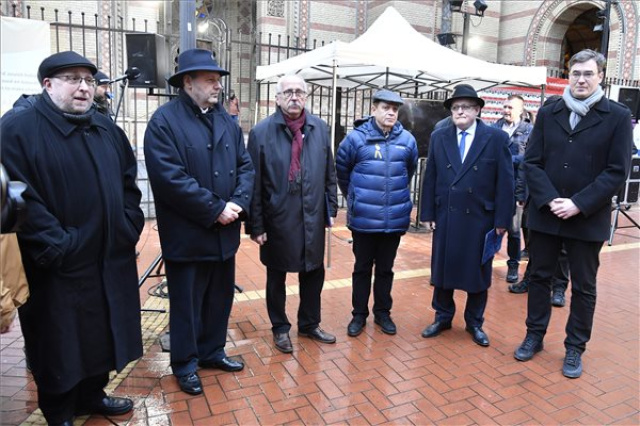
42;90;95;124
283;109;306;192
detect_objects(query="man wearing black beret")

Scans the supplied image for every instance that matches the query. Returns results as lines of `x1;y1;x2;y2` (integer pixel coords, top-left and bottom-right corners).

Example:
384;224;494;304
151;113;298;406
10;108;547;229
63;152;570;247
1;51;144;425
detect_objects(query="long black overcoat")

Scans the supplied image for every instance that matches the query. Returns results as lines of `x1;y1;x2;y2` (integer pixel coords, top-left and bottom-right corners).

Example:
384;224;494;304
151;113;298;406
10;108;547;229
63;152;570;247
246;108;338;272
524;97;632;242
420;120;514;293
1;94;144;394
144;92;254;261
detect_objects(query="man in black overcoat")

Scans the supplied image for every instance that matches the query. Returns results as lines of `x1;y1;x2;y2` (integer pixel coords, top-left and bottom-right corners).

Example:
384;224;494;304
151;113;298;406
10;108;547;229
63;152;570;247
420;84;514;347
144;49;254;395
1;51;144;425
514;49;632;378
246;75;338;354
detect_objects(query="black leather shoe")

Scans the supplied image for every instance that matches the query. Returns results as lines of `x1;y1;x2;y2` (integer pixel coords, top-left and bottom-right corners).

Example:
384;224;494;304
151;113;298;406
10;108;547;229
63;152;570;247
273;332;293;353
51;420;74;426
551;290;566;307
374;316;397;335
421;321;452;338
506;264;519;283
509;279;529;294
298;327;336;344
562;349;583;378
514;336;544;361
347;317;366;337
75;396;134;416
465;326;490;346
199;356;244;372
178;372;203;395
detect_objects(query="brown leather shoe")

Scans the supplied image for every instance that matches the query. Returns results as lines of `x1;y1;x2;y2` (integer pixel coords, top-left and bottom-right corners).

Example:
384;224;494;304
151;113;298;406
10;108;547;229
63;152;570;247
274;332;293;353
298;327;336;344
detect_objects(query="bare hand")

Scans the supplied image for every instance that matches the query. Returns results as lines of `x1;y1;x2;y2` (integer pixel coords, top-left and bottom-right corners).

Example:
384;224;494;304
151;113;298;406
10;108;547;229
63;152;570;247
217;201;243;225
548;198;580;220
251;233;267;246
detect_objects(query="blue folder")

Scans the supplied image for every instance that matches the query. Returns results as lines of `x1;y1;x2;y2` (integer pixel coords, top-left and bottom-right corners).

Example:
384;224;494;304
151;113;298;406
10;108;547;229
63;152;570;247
482;228;503;265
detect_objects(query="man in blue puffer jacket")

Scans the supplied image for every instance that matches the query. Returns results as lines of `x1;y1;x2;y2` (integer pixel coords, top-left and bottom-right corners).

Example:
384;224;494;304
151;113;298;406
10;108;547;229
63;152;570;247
336;89;418;337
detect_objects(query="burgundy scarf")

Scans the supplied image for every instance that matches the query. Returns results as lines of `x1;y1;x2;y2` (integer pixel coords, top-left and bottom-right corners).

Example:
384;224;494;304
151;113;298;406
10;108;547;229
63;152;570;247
283;109;306;188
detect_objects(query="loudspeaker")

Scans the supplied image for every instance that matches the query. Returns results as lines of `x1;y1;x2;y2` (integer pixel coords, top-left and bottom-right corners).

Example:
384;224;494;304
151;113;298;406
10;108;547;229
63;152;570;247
618;157;640;204
618;88;640;120
125;33;169;88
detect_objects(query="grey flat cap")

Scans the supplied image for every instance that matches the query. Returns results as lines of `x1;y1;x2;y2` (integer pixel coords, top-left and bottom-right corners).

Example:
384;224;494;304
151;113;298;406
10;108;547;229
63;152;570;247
372;89;404;105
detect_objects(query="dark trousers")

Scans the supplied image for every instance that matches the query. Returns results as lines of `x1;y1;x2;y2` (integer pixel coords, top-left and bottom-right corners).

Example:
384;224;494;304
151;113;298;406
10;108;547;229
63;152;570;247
266;266;324;334
351;231;402;319
526;231;602;353
507;212;521;266
522;245;570;293
432;287;488;328
38;373;108;424
165;258;236;377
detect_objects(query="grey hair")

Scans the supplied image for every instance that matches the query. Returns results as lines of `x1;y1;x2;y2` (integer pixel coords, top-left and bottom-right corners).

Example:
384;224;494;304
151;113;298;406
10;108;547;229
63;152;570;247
569;49;606;73
276;74;307;94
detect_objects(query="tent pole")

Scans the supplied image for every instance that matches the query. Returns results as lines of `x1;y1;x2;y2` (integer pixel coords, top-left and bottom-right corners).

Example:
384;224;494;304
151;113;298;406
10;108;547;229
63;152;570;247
326;59;338;269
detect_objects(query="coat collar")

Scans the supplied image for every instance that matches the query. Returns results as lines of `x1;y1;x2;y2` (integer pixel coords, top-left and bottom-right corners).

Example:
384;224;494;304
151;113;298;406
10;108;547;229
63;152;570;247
35;91;105;137
443;119;490;179
273;106;315;140
552;96;611;135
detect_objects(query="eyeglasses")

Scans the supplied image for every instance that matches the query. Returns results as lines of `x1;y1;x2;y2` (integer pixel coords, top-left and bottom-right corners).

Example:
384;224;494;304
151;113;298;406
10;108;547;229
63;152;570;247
450;104;476;112
52;75;97;87
279;89;307;99
569;71;597;80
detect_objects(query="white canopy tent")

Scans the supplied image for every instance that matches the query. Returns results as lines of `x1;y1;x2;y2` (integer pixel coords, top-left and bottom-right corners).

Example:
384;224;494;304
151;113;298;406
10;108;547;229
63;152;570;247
256;6;547;94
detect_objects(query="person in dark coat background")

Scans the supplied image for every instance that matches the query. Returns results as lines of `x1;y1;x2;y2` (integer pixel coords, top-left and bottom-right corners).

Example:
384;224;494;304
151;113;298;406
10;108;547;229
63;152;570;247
246;74;338;354
144;49;254;396
336;89;418;337
491;94;533;285
420;84;513;347
1;51;144;426
93;71;114;119
514;49;632;378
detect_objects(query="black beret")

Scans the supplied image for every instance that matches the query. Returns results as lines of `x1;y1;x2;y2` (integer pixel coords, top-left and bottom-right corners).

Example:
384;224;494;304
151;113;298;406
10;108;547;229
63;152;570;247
372;89;404;105
37;51;97;84
94;71;111;86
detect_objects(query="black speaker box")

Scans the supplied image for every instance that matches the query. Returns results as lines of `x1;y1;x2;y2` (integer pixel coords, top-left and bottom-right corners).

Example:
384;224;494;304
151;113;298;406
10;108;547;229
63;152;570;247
125;33;169;88
618;88;640;120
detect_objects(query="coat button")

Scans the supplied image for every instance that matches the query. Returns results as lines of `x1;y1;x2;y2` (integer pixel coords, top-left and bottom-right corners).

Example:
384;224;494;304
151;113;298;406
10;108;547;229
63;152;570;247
569;139;572;143
214;171;219;177
446;164;452;169
468;188;473;193
473;166;478;171
563;163;568;169
451;185;456;190
230;170;234;175
466;209;470;214
225;144;229;149
207;144;212;150
208;201;213;206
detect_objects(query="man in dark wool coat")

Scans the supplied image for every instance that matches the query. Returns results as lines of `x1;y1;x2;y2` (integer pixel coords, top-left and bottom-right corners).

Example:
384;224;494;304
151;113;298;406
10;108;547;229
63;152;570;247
514;49;632;378
144;49;254;396
0;51;144;425
420;84;514;347
246;74;338;354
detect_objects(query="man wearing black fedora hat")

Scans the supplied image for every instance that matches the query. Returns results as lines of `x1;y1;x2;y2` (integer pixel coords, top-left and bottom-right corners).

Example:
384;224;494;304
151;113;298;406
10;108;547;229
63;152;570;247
1;51;144;425
144;48;254;395
420;84;513;347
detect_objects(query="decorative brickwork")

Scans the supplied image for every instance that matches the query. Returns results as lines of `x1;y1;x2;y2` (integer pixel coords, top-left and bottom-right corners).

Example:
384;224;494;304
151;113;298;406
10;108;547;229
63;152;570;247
267;0;284;18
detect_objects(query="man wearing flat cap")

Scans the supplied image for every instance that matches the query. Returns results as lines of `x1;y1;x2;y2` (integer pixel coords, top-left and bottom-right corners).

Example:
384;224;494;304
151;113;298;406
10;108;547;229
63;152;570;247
1;51;144;425
93;71;114;119
144;48;254;395
420;84;513;347
336;89;418;337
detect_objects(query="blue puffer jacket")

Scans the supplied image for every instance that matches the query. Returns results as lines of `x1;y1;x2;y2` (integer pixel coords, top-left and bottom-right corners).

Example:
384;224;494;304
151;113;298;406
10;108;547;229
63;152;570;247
336;117;418;233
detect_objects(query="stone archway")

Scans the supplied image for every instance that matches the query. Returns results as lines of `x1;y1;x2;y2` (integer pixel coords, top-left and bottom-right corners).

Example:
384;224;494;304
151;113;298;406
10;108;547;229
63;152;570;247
524;0;637;80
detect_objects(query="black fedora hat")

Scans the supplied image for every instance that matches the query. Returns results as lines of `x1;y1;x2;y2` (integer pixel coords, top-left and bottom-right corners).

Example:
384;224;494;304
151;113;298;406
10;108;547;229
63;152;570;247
443;84;485;109
168;48;229;87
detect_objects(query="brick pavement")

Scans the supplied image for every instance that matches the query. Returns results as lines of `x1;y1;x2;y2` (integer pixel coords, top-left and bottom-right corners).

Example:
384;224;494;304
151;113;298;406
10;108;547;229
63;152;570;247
1;209;639;426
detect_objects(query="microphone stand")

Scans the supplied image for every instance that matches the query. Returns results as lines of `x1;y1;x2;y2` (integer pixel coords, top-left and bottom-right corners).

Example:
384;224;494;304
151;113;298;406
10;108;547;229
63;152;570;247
113;78;130;124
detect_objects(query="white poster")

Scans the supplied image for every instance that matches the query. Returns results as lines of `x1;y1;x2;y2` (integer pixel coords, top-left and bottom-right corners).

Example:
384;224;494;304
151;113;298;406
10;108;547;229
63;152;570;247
1;17;50;116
